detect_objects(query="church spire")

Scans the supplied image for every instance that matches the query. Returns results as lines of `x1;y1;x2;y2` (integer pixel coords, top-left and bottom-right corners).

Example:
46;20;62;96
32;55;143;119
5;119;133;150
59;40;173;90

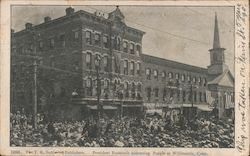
213;13;220;49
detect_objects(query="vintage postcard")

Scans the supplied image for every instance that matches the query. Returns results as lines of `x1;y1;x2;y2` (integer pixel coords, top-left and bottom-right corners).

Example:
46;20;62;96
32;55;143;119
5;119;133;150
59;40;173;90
0;0;249;156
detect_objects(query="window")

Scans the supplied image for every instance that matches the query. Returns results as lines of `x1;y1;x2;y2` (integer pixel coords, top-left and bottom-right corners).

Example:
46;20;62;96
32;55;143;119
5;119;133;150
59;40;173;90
136;63;140;75
199;92;202;102
146;68;151;80
146;87;151;101
203;92;207;102
168;72;173;79
104;79;109;89
74;31;79;39
86;78;92;87
182;91;186;102
103;36;109;48
50;38;55;48
124;82;128;90
181;74;185;81
95;54;101;69
137;83;142;92
130;61;135;75
177;90;180;101
194;91;197;102
123;41;128;52
198;77;201;85
136;45;141;56
103;56;109;72
39;41;43;49
115;37;121;50
155;88;159;98
130;43;135;54
187;75;191;82
86;52;92;69
123;60;128;75
203;78;207;86
193;77;196;83
86;31;92;45
162;72;166;78
163;88;167;101
124;82;129;98
59;34;65;47
86;78;92;96
154;70;158;80
175;73;179;79
94;33;101;46
131;82;136;99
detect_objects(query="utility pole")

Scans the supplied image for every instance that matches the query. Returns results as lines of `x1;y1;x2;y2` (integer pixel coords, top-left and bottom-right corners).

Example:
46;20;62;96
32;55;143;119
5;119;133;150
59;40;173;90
33;59;38;129
190;83;193;108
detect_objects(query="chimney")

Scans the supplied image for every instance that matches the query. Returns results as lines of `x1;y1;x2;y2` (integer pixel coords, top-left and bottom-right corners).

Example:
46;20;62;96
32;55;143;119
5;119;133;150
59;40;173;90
44;16;51;23
25;23;33;30
66;7;75;15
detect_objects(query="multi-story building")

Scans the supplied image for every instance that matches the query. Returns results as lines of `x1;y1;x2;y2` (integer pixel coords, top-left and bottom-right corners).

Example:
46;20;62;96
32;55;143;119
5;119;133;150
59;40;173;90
11;7;234;120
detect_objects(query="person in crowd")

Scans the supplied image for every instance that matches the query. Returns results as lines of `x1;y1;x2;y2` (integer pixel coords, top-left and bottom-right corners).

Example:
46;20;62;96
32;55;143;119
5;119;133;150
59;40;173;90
10;111;234;148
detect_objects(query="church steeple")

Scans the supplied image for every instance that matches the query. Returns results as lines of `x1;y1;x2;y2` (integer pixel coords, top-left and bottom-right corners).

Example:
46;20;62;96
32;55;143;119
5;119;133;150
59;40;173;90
207;13;228;75
213;13;220;49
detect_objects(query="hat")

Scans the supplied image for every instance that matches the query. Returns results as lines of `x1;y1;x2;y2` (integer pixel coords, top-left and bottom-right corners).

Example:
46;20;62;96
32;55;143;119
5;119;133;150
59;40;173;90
115;141;124;147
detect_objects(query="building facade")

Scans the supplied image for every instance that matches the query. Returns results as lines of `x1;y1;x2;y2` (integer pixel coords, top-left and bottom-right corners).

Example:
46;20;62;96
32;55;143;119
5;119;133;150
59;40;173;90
11;7;234;120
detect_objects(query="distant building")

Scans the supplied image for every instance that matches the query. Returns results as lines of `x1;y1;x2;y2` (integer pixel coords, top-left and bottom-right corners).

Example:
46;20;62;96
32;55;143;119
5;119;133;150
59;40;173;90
11;7;234;120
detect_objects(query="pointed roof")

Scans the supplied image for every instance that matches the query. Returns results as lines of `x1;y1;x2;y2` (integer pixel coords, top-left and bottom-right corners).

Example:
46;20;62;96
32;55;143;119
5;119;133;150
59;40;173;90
108;6;125;20
208;69;234;87
213;13;221;49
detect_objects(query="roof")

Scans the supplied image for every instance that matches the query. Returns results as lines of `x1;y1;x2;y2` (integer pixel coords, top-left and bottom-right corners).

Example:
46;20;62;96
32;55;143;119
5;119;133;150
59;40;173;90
13;7;145;36
208;69;234;86
142;54;207;74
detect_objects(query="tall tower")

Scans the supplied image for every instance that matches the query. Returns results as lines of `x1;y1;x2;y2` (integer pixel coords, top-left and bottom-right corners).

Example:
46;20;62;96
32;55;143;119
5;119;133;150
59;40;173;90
207;13;228;75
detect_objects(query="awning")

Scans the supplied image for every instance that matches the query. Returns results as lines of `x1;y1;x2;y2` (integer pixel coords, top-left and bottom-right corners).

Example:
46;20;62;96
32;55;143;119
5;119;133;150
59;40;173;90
146;109;162;114
87;105;97;109
197;105;213;111
103;106;117;110
87;105;118;110
122;104;143;107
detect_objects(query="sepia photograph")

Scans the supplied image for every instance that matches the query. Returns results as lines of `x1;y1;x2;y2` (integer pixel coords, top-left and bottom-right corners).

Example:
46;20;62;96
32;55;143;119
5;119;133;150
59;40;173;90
9;5;236;148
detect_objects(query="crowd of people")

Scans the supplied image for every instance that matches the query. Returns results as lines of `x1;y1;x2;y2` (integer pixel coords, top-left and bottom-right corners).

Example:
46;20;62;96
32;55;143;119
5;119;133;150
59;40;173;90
10;111;234;148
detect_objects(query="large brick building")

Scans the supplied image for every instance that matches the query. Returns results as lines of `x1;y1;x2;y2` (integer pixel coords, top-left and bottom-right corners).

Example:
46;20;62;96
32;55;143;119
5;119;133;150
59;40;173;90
11;7;234;120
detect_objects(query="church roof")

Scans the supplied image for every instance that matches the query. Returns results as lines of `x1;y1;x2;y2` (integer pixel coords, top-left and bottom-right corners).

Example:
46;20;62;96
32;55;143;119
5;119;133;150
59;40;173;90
208;69;234;86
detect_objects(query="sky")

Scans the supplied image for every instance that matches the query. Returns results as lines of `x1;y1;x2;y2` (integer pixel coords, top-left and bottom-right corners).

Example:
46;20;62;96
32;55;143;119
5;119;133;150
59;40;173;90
12;5;235;74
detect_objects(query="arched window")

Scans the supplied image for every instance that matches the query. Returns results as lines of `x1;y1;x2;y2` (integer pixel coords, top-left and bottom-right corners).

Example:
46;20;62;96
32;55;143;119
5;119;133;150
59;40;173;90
123;41;128;52
86;52;92;69
130;43;135;54
154;70;158;80
136;45;141;56
130;61;135;75
162;71;166;78
104;79;109;89
168;72;173;79
86;31;92;45
123;60;128;75
136;63;140;75
103;36;109;48
103;56;109;72
193;77;196;83
146;68;151;80
94;34;101;46
175;73;179;79
181;74;185;81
